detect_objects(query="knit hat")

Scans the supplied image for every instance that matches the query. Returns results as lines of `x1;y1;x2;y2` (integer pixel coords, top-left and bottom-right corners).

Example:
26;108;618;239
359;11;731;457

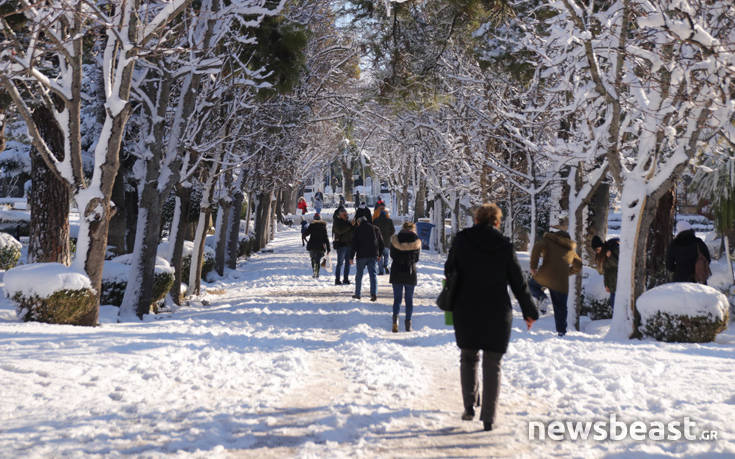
313;213;321;220
591;235;603;249
676;220;692;234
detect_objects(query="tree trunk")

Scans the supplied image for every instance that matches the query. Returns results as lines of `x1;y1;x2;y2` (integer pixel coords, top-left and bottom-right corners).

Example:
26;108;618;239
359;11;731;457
254;192;272;251
341;160;353;200
215;199;230;276
414;177;426;220
169;188;191;305
585;183;610;263
645;187;675;289
108;164;127;256
28;106;71;265
270;193;278;241
125;187;138;253
226;189;244;269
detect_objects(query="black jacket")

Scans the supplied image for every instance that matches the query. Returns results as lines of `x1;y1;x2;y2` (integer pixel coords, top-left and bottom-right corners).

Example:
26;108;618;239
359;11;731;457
305;220;330;252
352;221;384;259
332;216;354;249
666;229;710;282
389;230;421;285
355;206;372;222
374;214;395;249
445;224;538;353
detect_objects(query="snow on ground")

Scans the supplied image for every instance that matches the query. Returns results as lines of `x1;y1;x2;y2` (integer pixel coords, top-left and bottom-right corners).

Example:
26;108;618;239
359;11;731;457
0;228;734;458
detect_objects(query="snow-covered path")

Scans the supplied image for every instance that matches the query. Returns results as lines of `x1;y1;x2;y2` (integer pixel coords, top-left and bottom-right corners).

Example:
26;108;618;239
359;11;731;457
1;228;734;458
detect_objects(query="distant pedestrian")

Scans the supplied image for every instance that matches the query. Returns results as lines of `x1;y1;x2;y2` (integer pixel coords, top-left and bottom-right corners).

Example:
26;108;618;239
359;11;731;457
372;201;386;222
351;216;384;301
389;222;421;332
333;207;355;285
444;203;538;432
374;209;395;275
591;236;619;308
529;221;582;336
300;218;309;247
305;214;330;278
355;201;372;222
297;196;308;215
354;190;361;208
314;195;323;215
667;221;711;284
339;195;346;207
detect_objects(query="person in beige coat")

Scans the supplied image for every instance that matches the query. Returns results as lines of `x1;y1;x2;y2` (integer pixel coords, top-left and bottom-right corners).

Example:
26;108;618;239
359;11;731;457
528;225;582;336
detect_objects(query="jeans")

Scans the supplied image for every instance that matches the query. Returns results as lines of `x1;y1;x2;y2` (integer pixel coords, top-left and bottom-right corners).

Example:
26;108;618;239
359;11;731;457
528;277;547;302
460;349;503;425
550;290;568;335
379;247;390;274
392;284;415;320
355;257;377;297
335;246;351;281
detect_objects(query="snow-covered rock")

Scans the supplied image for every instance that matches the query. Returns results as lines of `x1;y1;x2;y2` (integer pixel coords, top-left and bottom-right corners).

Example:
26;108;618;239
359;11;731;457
0;232;22;270
637;283;729;342
3;263;95;323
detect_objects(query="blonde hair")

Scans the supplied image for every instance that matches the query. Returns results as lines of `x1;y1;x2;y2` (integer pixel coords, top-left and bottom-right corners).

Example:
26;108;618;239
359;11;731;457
475;203;502;227
402;221;416;232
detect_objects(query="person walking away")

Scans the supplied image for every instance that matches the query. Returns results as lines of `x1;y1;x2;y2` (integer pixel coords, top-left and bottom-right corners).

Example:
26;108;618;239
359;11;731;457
667;221;711;284
355;201;372;222
332;207;355;285
528;222;582;336
389;222;421;332
591;236;619;309
372;201;386;222
445;203;538;432
338;195;346;208
354;190;361;208
314;195;323;215
305;214;330;278
297;196;308;215
374;209;395;275
300;218;309;247
351;216;383;301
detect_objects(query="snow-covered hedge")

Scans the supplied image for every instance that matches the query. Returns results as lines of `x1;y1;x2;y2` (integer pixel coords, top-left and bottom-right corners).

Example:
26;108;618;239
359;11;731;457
638;283;729;343
580;266;612;320
4;263;95;324
157;240;215;281
238;232;255;257
0;232;22;270
101;255;174;312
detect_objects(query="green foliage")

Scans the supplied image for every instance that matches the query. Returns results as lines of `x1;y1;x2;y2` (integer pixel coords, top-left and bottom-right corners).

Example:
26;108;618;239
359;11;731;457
580;293;612;320
181;251;216;282
101;271;175;312
640;310;729;343
0;234;21;270
691;155;735;233
14;288;96;324
250;16;309;97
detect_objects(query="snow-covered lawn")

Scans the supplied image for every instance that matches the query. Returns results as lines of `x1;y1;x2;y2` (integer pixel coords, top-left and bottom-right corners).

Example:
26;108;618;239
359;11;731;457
1;228;733;457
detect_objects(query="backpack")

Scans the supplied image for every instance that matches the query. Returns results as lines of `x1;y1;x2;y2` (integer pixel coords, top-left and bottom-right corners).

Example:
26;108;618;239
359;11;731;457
694;244;711;284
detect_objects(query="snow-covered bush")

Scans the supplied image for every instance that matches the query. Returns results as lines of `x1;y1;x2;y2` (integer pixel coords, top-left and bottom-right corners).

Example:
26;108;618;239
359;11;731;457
0;232;22;270
157;240;215;281
101;255;174;312
239;232;255;257
637;283;730;343
4;263;95;324
580;267;612;320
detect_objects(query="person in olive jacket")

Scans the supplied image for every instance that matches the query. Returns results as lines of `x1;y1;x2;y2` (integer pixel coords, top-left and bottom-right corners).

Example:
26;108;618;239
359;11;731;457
305;214;330;278
591;235;619;308
374;209;396;275
332;207;355;285
389;221;421;333
444;203;538;432
529;223;582;336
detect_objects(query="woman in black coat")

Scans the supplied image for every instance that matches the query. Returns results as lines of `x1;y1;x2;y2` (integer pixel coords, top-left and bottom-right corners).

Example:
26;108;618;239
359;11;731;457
389;222;421;333
444;203;538;432
305;214;330;278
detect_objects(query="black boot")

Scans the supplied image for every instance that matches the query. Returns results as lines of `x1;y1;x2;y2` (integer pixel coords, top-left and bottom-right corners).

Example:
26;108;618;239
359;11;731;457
483;421;493;431
343;279;351;285
405;319;412;332
392;315;398;333
335;278;342;285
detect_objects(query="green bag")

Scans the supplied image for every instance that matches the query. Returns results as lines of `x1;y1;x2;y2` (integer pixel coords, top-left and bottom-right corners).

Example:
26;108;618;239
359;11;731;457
444;311;454;326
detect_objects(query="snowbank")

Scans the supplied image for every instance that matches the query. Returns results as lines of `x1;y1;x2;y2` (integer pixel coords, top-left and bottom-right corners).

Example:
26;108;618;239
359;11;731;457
638;283;729;342
4;263;92;299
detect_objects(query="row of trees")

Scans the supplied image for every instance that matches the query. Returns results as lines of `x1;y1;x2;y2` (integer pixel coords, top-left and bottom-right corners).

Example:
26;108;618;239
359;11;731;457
0;0;360;323
337;0;735;338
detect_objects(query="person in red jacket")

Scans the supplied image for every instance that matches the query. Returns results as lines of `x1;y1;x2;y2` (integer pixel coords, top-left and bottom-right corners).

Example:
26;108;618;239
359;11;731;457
297;197;308;215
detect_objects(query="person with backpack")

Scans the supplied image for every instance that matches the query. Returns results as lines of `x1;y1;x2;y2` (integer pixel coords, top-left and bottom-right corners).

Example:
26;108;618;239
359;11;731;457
351;216;384;301
667;221;711;284
305;214;330;278
591;236;619;308
374;209;395;275
444;203;538;432
528;221;583;337
332;207;355;285
389;222;421;332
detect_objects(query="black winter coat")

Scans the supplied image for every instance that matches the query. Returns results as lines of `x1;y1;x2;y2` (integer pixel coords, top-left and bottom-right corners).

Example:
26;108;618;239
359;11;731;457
666;229;710;282
389;230;421;285
332;216;354;248
374;215;396;248
355;206;372;222
305;221;330;252
352;221;384;259
445;224;539;353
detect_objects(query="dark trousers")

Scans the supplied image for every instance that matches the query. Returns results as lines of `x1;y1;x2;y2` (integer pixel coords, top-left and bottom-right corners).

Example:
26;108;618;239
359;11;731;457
335;246;351;281
460;349;502;425
392;284;415;320
309;250;324;276
528;278;568;335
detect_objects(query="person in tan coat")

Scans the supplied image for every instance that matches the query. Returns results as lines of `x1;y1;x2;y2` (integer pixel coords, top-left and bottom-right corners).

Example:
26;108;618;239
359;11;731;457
528;225;582;336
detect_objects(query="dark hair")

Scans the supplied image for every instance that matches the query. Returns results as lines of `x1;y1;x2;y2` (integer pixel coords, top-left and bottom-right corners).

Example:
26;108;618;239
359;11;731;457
591;235;603;249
